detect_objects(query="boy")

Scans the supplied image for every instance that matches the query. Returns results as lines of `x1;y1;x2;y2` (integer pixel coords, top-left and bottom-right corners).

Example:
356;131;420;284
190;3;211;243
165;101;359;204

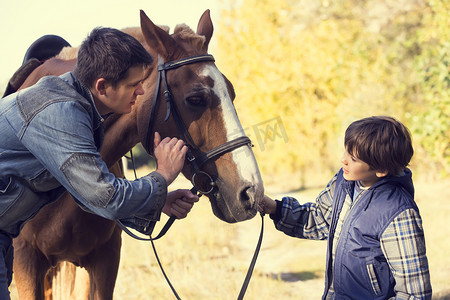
0;28;198;298
260;116;431;299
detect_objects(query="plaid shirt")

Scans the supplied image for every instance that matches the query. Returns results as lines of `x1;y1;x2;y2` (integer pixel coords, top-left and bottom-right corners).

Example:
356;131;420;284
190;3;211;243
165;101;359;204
273;173;432;299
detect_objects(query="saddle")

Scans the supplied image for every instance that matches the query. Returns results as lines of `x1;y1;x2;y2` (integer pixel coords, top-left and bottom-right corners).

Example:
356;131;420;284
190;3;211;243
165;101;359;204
2;35;71;98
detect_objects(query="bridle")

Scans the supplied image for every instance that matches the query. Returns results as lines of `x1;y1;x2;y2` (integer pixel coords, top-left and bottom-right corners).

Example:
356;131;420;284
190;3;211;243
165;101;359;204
144;54;253;196
118;54;263;300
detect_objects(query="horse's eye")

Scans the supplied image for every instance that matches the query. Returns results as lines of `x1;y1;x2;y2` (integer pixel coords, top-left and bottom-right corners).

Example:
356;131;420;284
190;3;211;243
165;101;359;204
186;96;206;107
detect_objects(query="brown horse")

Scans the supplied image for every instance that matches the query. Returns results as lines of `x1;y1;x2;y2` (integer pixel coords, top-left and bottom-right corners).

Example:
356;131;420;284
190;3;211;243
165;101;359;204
9;10;263;299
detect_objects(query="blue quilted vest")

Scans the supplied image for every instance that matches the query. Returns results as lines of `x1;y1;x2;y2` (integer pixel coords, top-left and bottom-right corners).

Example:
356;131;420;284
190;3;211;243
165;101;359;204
323;169;417;299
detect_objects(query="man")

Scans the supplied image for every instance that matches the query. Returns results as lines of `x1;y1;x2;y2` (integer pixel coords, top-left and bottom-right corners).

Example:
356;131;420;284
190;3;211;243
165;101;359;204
0;27;198;298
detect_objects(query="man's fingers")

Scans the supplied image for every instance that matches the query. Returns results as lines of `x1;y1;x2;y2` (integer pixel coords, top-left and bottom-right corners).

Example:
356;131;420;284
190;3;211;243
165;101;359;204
180;193;199;203
154;132;161;148
176;198;195;209
161;136;174;146
175;139;186;150
180;145;188;156
181;195;199;203
171;200;194;219
158;136;185;150
170;189;198;201
173;199;194;212
166;190;198;219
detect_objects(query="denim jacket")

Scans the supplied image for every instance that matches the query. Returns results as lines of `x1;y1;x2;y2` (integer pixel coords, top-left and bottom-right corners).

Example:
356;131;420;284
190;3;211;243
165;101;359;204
0;72;166;237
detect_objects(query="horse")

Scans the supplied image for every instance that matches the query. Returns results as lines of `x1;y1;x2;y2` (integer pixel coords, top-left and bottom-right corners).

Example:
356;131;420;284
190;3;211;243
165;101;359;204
7;9;264;299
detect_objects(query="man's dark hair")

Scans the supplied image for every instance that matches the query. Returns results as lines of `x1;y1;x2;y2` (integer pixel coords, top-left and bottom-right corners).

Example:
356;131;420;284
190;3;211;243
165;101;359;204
74;27;152;87
344;116;414;176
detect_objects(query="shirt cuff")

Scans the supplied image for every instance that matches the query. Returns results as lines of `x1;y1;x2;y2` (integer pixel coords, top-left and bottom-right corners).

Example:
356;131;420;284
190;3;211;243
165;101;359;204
269;199;283;222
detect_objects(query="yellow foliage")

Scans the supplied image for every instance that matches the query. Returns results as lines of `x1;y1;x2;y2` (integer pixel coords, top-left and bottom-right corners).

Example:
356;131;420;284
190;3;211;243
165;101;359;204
215;0;450;187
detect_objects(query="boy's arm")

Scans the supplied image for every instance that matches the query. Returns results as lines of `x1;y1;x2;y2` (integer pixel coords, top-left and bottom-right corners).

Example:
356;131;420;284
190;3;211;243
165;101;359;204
263;173;337;240
380;209;432;299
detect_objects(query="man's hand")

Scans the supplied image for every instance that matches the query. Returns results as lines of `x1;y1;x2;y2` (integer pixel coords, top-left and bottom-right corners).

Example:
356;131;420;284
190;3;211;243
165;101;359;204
154;132;188;185
162;189;199;219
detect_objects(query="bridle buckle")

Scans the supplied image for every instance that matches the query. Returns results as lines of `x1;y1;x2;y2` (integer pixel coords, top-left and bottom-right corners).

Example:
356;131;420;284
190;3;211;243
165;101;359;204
191;171;215;195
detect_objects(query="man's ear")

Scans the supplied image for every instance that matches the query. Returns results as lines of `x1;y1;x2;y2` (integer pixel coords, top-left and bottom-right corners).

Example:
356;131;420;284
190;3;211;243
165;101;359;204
376;171;388;178
94;78;108;95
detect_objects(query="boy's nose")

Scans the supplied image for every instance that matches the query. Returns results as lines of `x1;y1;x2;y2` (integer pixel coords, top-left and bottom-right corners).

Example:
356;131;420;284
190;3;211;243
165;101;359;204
341;153;348;164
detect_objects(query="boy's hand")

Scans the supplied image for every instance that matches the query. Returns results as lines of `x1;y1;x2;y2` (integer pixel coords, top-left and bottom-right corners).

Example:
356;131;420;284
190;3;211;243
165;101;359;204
162;189;199;219
154;132;188;185
258;195;277;215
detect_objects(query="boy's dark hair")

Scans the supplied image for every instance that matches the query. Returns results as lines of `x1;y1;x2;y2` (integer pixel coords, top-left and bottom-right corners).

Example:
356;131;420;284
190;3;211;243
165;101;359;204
345;116;414;176
74;27;152;88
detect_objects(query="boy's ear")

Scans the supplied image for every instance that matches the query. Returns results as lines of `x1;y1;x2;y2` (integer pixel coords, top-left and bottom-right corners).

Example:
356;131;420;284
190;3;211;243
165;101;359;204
376;171;388;178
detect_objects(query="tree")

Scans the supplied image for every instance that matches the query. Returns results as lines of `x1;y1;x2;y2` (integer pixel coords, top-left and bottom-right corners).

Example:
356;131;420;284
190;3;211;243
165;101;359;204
216;0;449;188
410;0;450;177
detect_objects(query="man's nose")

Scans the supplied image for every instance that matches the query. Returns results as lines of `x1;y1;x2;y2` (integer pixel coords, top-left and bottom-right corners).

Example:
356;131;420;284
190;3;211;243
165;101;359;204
135;84;144;96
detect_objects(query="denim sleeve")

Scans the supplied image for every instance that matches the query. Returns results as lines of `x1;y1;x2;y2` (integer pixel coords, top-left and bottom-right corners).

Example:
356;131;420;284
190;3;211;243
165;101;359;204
272;173;337;240
20;100;167;223
60;153;167;221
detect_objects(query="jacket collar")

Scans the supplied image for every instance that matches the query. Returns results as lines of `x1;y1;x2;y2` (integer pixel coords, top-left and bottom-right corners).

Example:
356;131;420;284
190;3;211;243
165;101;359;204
63;72;105;130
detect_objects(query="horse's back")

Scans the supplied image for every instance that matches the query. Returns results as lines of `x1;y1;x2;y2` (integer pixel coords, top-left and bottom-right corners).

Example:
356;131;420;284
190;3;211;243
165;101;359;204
19;58;76;90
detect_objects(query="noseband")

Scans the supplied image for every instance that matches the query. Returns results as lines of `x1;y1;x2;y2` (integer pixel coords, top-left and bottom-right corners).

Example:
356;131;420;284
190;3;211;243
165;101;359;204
145;54;252;195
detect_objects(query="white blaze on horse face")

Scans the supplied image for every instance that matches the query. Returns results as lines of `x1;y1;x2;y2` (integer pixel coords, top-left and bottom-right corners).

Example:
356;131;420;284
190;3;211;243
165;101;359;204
200;66;261;184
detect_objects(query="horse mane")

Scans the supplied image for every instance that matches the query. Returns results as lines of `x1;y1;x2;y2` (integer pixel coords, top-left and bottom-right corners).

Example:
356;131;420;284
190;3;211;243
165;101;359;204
54;23;205;62
124;24;205;51
55;27;150;60
56;46;79;60
121;27;148;45
124;23;206;51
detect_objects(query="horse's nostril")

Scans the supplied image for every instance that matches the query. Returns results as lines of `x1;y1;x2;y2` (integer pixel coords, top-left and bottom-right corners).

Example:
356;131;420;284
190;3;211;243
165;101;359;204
240;186;252;202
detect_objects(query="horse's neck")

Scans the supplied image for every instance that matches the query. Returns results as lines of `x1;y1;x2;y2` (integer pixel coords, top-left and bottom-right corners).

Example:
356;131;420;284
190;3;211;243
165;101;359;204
100;113;140;168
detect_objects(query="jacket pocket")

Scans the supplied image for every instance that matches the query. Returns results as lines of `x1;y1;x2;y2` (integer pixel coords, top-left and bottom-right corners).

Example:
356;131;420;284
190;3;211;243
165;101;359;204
366;263;382;296
0;177;21;218
0;177;41;233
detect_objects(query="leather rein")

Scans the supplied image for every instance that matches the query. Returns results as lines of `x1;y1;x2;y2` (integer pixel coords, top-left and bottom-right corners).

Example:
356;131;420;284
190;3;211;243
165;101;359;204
117;54;264;300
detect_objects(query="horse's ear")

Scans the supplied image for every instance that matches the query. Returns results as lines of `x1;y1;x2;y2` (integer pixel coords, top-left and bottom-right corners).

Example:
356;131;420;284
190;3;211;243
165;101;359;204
140;10;176;59
196;10;213;52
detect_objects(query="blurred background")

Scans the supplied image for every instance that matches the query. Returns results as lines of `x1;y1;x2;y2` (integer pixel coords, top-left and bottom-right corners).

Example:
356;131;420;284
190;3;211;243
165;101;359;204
2;0;449;299
214;0;449;189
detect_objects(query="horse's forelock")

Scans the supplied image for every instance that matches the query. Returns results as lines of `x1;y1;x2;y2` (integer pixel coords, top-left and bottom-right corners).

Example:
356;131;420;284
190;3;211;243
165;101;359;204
173;24;206;51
